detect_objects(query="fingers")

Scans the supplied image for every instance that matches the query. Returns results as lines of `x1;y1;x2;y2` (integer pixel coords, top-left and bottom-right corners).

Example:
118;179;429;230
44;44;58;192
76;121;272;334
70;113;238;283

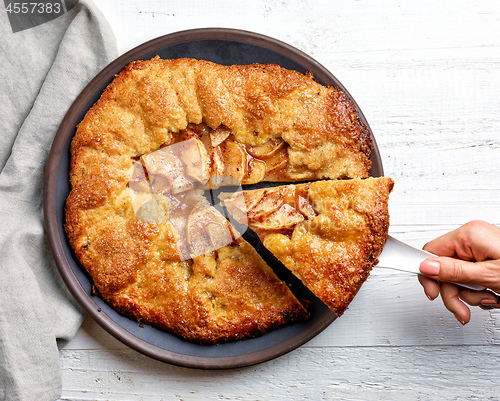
417;275;471;325
458;288;500;310
417;221;500;325
440;284;500;325
440;283;471;325
418;275;500;325
419;257;500;293
423;220;500;261
418;274;440;300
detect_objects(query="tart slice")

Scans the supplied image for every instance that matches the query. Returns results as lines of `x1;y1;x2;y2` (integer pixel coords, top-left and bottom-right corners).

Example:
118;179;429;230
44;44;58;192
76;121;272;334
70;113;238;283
221;177;394;316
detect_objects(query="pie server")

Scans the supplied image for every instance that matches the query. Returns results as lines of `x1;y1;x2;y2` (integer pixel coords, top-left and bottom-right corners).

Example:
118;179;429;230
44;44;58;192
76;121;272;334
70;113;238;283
377;235;485;291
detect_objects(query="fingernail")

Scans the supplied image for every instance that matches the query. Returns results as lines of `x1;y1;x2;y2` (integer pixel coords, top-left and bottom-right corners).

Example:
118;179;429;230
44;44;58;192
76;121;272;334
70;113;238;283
454;314;466;326
420;260;440;277
481;300;500;308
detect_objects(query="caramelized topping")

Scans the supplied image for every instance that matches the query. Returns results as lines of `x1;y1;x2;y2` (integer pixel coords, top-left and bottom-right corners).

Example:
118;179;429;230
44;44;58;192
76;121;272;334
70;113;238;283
221;184;318;238
142;123;291;189
141;147;193;195
128;161;150;193
186;206;236;257
219;140;247;183
246;137;284;158
129;123;313;256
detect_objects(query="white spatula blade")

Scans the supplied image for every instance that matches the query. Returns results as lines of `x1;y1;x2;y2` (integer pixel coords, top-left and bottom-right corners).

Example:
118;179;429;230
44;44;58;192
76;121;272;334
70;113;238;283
377;235;485;291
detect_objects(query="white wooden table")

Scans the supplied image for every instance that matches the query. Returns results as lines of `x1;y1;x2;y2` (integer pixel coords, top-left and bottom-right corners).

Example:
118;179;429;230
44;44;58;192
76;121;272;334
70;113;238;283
60;1;500;399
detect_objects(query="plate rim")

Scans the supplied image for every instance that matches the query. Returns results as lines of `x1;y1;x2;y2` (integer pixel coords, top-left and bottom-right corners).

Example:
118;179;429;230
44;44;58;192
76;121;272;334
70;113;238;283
43;27;383;369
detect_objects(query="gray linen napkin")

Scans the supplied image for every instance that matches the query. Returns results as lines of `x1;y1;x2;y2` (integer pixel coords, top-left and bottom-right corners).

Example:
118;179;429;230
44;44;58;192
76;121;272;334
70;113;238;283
0;2;117;400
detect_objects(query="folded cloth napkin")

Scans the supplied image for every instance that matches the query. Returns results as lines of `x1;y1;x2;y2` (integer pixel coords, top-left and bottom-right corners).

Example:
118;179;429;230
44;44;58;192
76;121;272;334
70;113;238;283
0;2;117;400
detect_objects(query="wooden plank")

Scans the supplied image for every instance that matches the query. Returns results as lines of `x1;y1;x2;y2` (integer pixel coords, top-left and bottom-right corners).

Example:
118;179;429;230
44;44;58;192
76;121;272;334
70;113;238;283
94;1;500;60
66;266;500;351
388;197;500;227
60;346;500;400
61;1;500;399
310;269;500;347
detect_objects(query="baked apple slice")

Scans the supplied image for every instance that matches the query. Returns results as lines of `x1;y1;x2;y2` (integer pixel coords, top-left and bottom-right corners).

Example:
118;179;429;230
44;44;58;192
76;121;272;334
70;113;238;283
186;206;236;257
140;147;193;194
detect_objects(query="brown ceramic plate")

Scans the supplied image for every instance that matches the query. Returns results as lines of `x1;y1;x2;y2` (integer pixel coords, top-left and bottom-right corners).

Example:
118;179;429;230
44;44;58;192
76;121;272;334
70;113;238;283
43;28;383;369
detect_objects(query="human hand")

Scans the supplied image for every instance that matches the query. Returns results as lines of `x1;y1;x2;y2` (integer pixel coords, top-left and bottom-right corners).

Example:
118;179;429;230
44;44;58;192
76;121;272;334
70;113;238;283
418;220;500;325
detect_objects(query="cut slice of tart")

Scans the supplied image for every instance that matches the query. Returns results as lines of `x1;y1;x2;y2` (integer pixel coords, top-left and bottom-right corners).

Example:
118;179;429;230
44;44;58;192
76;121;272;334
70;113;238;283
221;177;394;316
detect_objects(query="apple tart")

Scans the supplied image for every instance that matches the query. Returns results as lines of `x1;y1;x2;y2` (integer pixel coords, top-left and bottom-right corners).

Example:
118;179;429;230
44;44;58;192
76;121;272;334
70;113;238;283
65;56;388;344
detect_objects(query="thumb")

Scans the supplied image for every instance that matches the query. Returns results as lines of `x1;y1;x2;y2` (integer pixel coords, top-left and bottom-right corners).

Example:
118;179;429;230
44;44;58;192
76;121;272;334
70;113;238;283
419;257;497;289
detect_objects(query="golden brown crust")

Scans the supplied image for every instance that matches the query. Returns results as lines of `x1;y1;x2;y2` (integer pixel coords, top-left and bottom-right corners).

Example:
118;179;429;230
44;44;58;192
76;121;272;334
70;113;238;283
106;238;308;343
65;57;379;343
223;178;394;316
